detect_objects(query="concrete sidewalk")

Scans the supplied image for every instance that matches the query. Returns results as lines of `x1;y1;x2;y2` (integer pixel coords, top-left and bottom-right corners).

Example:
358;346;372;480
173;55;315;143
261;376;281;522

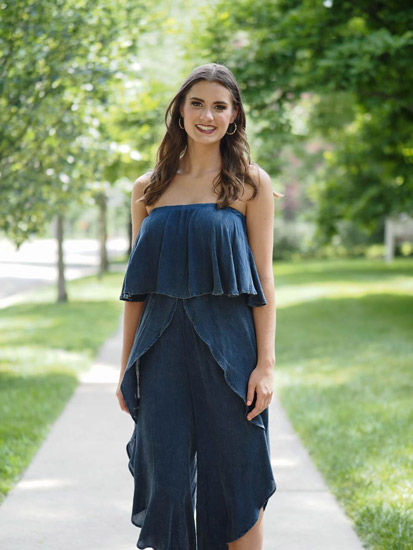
0;315;366;550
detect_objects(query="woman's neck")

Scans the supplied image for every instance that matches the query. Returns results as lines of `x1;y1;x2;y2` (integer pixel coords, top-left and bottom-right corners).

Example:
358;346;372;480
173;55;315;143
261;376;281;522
178;141;222;177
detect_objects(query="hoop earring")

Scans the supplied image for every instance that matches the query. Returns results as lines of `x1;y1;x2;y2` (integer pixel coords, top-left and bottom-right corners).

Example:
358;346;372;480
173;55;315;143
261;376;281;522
179;116;185;130
226;122;237;135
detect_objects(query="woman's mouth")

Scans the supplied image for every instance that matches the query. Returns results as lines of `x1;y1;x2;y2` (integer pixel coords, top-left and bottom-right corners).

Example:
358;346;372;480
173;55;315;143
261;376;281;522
195;124;216;134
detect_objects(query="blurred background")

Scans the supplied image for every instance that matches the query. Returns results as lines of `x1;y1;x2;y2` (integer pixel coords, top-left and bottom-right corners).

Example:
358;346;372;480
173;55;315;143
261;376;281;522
0;1;412;549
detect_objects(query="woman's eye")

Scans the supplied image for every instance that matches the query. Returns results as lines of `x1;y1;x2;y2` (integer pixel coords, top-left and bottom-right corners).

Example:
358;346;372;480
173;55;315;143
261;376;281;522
190;101;226;111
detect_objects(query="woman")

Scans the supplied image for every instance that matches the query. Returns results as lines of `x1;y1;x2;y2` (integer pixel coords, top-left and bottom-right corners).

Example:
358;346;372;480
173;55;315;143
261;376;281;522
116;62;282;550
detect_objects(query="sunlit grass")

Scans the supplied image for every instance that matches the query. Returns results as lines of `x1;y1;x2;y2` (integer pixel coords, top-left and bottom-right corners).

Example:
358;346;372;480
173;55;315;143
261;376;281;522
274;257;413;550
1;257;412;550
0;272;124;502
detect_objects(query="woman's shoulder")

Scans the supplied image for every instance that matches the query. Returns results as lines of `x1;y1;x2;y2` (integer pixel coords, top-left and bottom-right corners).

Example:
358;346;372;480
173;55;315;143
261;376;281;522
247;162;270;185
132;170;155;199
247;162;283;200
133;169;155;189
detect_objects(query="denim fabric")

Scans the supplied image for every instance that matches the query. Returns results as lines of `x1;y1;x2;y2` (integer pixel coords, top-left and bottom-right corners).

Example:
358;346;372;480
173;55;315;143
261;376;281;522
119;203;267;308
119;203;277;549
121;293;268;431
124;297;277;550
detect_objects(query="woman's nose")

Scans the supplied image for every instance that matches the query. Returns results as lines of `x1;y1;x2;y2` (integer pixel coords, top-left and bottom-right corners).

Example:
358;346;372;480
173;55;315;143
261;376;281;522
200;108;214;121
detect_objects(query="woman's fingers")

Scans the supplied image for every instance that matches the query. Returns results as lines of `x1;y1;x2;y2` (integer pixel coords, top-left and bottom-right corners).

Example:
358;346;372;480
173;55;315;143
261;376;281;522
116;386;130;413
246;387;273;421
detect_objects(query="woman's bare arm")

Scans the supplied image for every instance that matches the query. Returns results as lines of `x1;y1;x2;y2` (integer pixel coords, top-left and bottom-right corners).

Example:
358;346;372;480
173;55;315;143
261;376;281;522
116;174;151;408
118;301;146;385
246;165;276;370
244;165;277;421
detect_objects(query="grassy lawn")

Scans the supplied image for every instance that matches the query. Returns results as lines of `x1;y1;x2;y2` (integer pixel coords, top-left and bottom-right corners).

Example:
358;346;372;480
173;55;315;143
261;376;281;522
0;272;124;503
274;257;413;550
1;257;411;550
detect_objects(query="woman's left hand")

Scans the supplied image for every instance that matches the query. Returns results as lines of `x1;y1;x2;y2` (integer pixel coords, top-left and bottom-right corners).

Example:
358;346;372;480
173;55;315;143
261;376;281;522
246;365;274;421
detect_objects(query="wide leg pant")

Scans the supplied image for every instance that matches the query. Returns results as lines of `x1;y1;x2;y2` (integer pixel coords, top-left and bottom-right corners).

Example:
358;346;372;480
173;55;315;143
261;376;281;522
123;296;277;550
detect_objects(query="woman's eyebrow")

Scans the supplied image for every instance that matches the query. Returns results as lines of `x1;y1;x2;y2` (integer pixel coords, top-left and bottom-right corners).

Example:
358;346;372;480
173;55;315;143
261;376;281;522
189;96;229;105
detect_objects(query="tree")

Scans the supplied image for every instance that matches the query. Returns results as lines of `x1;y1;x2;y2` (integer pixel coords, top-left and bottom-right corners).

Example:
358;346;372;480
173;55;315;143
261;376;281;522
0;0;163;300
185;0;413;238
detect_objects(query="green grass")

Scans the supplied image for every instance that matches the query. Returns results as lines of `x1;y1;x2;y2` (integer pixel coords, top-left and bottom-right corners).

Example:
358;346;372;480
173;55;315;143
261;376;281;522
0;271;125;503
1;257;412;549
274;257;413;550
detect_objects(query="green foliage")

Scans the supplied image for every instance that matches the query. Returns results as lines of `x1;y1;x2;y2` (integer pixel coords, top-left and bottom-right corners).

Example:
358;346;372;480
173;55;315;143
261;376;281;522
273;217;388;261
186;0;413;237
0;0;162;246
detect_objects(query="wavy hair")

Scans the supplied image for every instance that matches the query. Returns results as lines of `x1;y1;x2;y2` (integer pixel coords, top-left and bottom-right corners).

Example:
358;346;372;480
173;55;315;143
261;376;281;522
139;62;283;208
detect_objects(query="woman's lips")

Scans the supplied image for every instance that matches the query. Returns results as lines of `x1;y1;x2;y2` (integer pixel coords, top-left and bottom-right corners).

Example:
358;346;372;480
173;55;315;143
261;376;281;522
195;124;216;134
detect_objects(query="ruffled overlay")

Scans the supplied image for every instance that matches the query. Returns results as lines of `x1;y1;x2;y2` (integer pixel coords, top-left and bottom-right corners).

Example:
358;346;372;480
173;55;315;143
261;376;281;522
121;293;267;435
119;203;267;308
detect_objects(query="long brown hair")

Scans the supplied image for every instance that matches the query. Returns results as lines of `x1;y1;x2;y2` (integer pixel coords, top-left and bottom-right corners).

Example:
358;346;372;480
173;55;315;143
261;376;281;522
139;63;283;208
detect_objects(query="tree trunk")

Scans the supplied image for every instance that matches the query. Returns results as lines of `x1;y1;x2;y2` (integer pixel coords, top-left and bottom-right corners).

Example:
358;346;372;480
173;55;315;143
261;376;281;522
384;216;395;264
56;212;68;302
97;192;108;278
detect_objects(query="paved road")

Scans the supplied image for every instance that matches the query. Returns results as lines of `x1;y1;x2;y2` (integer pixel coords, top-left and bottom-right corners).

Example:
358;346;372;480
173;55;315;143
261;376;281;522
0;312;366;549
0;237;127;307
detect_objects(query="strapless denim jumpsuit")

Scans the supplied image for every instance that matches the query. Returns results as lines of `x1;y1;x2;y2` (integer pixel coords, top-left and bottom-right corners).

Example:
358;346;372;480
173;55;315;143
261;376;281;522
119;203;277;550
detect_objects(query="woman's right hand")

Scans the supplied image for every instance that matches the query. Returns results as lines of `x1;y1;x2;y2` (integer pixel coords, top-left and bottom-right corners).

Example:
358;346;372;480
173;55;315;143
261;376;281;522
116;382;130;414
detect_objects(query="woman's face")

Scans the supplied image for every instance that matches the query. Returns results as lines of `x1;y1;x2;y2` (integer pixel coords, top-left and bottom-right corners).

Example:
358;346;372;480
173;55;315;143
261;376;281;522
179;80;239;143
